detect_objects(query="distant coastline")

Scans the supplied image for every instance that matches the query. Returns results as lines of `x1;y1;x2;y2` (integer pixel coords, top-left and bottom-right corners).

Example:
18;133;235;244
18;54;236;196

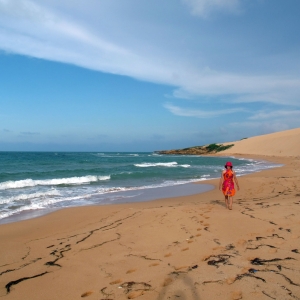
155;143;234;155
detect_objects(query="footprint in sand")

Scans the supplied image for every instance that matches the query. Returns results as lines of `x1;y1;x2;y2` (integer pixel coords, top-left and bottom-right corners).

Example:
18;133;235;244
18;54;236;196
149;262;160;267
162;277;173;286
212;246;225;251
268;248;277;253
127;290;144;299
109;279;122;285
164;253;172;257
126;269;137;274
81;291;93;297
197;228;202;231
226;277;235;285
196;233;201;237
174;265;189;271
231;290;243;300
181;247;189;251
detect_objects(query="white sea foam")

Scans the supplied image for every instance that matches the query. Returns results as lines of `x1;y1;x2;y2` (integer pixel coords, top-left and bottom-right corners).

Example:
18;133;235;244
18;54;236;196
0;190;61;205
0;202;53;220
135;162;190;168
96;187;129;194
0;175;110;190
95;178;207;195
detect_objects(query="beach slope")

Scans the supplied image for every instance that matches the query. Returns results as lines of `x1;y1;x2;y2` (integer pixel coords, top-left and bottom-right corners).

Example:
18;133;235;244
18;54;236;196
221;127;300;157
0;128;300;300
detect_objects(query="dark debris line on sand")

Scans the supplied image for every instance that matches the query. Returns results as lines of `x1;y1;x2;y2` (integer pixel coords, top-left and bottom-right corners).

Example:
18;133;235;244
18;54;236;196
2;211;140;295
5;272;49;293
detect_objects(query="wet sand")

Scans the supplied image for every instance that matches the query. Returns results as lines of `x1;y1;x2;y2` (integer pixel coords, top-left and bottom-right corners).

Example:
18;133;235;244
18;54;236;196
0;129;300;300
0;183;213;225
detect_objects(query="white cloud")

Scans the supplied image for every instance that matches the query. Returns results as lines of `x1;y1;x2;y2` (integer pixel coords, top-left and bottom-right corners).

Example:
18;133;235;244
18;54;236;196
182;0;241;17
0;0;300;109
171;72;300;106
249;109;300;120
0;0;132;69
164;102;245;118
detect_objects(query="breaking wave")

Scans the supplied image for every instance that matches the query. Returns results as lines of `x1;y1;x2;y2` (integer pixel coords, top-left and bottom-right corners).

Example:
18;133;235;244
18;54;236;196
135;162;190;168
0;175;110;190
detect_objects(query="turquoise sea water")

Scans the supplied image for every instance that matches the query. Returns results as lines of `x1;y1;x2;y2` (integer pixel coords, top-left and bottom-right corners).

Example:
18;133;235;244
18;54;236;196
0;152;280;223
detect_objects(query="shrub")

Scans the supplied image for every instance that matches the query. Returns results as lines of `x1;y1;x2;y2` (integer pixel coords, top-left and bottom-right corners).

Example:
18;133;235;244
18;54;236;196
205;143;234;153
205;143;220;152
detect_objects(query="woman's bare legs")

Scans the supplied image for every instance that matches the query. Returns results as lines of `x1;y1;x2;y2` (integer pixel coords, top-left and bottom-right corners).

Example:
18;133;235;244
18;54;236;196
224;195;229;209
228;197;233;210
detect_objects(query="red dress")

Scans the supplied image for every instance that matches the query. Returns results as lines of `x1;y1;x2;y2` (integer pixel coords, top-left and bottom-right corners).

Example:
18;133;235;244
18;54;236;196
222;169;236;197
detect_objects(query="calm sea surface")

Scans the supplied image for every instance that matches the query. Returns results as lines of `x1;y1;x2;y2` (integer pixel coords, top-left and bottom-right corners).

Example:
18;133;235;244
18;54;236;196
0;152;280;223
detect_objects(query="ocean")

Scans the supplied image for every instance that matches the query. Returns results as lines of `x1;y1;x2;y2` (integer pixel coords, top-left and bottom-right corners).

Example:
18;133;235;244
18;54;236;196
0;152;280;224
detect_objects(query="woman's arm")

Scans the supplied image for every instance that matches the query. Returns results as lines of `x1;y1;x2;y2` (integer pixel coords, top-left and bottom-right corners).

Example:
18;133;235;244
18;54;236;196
219;171;224;190
233;171;240;191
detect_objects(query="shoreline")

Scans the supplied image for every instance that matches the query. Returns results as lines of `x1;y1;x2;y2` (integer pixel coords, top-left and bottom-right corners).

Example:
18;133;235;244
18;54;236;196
0;153;299;299
0;155;280;225
0;182;214;225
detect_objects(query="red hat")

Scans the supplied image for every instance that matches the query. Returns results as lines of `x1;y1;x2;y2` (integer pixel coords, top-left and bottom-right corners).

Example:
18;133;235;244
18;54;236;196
225;161;233;167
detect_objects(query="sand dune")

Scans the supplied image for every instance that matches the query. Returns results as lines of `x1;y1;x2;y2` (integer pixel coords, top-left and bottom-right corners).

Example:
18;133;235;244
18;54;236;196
221;128;300;157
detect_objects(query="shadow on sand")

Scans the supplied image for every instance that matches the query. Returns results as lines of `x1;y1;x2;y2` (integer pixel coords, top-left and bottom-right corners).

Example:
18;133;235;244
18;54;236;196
156;274;201;300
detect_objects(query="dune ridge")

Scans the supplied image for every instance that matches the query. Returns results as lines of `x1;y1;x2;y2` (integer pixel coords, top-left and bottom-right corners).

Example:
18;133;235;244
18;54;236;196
221;127;300;157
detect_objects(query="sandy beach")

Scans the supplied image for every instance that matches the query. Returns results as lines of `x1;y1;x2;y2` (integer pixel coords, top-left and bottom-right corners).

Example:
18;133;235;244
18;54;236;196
0;129;300;300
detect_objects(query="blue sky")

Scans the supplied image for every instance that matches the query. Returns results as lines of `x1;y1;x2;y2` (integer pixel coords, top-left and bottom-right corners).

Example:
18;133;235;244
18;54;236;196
1;0;300;151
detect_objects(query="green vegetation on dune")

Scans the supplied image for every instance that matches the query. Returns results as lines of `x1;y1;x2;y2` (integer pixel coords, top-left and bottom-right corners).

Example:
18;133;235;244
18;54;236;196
155;143;234;155
205;143;234;152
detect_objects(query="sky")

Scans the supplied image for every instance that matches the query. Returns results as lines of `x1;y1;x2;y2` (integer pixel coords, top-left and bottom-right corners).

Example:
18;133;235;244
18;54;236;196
1;0;300;151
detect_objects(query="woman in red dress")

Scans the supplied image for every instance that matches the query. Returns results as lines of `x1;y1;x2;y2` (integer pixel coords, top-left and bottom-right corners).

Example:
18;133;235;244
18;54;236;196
219;162;240;210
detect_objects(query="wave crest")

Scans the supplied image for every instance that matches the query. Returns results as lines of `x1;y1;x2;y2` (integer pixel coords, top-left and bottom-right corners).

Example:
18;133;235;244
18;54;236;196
135;162;190;168
0;175;110;190
0;190;61;205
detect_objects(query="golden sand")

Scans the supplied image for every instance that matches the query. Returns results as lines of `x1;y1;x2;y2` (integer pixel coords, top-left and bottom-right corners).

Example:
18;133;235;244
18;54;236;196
222;127;300;157
0;128;299;299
